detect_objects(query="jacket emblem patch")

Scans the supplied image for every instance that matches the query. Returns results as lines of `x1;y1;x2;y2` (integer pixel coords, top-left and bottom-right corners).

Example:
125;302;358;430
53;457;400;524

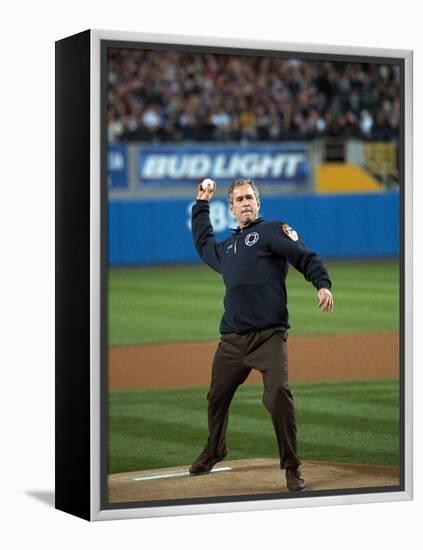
245;232;259;247
282;224;299;241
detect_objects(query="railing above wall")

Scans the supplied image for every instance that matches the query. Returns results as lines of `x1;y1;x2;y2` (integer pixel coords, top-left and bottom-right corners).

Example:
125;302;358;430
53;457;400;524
108;139;400;200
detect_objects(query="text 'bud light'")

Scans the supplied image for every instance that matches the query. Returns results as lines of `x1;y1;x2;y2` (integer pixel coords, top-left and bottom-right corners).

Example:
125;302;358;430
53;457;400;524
137;144;309;186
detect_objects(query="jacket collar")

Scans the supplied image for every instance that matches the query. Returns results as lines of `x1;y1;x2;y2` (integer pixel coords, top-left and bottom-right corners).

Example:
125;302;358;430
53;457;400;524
231;217;264;233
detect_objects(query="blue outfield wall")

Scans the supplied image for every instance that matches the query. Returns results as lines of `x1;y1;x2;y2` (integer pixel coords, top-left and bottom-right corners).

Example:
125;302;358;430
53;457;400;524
108;191;400;266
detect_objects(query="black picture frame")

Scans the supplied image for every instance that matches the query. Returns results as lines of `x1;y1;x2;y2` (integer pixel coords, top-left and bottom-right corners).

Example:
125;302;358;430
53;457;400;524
55;29;413;521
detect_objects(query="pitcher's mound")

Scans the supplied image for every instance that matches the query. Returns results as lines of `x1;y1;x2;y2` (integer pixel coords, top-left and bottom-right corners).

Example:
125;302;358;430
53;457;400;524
108;458;400;504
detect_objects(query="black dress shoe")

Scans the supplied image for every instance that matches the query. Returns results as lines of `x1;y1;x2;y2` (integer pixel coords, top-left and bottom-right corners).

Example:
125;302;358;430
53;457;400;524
189;448;228;476
286;467;306;491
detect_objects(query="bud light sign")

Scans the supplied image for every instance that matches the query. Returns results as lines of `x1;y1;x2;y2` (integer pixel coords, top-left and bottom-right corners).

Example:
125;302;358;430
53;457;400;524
108;144;128;189
137;144;309;187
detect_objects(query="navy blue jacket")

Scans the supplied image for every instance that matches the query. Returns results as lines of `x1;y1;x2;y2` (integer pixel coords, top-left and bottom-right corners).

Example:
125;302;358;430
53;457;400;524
192;200;332;334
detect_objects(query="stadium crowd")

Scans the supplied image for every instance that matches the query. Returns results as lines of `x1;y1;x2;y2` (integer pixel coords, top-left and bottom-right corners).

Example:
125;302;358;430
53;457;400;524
107;49;400;144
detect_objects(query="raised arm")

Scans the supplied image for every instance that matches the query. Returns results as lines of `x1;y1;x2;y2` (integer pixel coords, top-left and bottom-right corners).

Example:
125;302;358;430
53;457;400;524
191;182;224;274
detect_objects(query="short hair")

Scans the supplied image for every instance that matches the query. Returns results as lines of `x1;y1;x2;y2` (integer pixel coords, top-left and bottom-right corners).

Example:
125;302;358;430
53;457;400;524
227;179;260;205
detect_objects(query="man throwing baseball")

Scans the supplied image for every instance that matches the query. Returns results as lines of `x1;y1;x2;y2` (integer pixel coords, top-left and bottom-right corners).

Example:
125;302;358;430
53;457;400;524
189;178;334;491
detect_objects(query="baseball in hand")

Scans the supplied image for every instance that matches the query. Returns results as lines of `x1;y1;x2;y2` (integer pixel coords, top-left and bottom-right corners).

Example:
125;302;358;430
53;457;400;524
200;178;216;191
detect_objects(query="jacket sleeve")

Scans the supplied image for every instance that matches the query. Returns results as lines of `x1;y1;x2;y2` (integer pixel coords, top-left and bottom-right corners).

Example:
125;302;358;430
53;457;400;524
267;222;332;290
191;200;224;274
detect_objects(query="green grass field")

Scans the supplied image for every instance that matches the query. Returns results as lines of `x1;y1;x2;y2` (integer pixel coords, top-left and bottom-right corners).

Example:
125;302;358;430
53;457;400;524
108;260;400;474
108;380;400;474
108;260;399;346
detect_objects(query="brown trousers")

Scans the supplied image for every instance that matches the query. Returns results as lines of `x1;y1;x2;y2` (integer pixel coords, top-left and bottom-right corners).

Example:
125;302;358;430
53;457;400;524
205;326;301;470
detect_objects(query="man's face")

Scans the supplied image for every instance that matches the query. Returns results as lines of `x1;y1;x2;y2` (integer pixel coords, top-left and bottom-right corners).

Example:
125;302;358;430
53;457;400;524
230;184;260;228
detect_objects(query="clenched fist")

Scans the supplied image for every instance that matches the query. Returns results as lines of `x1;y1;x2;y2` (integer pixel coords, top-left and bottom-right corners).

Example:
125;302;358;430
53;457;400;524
196;179;216;201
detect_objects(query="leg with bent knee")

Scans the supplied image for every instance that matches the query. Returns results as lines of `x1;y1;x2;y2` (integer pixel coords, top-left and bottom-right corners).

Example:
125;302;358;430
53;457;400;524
189;334;251;475
246;328;305;490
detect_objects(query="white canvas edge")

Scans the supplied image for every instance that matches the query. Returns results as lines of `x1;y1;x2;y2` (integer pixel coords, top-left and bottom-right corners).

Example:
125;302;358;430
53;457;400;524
89;29;413;522
403;50;413;500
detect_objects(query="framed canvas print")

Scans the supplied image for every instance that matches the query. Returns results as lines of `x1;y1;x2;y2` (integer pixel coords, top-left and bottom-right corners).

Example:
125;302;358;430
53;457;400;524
55;29;413;521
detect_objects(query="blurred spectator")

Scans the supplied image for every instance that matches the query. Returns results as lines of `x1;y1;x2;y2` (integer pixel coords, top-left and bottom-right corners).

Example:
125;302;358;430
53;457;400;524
107;49;400;144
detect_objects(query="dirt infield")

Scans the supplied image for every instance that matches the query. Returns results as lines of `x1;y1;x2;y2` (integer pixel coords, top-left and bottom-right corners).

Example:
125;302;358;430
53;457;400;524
108;458;400;504
109;331;399;390
108;331;400;502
